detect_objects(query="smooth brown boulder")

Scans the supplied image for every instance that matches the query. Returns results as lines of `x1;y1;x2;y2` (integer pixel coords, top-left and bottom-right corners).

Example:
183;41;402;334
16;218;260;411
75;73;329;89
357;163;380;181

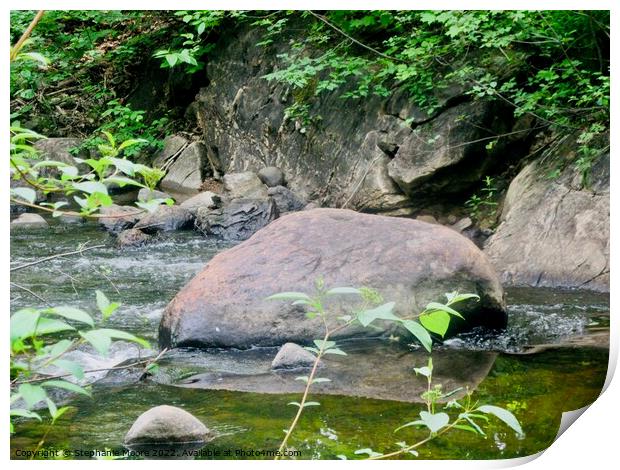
159;208;506;349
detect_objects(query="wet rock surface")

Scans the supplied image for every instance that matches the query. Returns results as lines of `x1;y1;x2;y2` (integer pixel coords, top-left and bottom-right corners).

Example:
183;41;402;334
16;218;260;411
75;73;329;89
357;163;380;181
160;208;506;349
124;405;211;445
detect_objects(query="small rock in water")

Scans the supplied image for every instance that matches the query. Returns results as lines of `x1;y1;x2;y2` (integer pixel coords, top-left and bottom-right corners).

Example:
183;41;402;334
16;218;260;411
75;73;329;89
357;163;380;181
124;405;211;445
117;228;152;248
258;166;286;187
11;213;48;229
271;342;320;370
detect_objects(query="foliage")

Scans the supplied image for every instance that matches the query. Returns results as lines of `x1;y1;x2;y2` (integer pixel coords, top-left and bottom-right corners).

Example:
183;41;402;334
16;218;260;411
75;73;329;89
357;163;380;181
255;11;609;179
9;126;169;217
10;291;151;434
465;176;499;222
10;14;172;219
267;281;506;459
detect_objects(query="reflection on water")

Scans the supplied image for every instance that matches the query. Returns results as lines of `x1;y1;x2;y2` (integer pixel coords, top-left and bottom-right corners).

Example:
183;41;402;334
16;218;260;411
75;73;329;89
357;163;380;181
10;222;610;459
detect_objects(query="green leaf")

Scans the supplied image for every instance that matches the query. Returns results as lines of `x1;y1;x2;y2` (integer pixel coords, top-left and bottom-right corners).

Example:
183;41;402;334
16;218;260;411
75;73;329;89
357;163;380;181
95;290;120;320
325;287;361;296
394;420;425;432
357;302;398;327
294;376;309;383
266;292;311;301
313;339;336;350
52;359;84;380
454;424;479;434
11;187;36;204
34;318;76;336
419;310;451;337
401;320;433;352
413;366;432;377
41;380;91;397
95;328;150;349
44;306;94;327
79;330;111;356
18;384;47;408
10;408;42;421
51;406;70;424
303;401;320;407
10;309;40;342
446;292;480;305
323;348;347;356
312;377;331;383
425;302;464;319
49;339;73;357
72;181;108;195
354;448;383;457
477;405;523;435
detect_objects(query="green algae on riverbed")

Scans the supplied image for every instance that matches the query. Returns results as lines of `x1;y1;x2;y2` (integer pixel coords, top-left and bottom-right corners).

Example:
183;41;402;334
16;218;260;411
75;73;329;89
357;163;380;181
10;346;608;460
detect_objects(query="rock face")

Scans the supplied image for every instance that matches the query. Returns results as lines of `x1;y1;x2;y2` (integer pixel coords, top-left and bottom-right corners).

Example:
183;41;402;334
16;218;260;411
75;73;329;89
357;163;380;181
11;213;48;229
271;343;319;370
134;206;194;233
152;135;189;169
124;405;210;445
160;208;506;349
99;204;141;235
194;198;278;241
194;27;530;213
485;148;610;292
159;141;208;195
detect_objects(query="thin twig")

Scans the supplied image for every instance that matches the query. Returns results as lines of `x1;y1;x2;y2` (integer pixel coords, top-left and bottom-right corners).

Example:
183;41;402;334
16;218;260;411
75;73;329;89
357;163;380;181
10;282;52;307
11;243;106;272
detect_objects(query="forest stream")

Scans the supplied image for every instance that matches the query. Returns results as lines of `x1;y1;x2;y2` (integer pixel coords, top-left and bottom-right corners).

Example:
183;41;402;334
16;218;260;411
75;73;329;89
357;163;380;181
10;223;609;460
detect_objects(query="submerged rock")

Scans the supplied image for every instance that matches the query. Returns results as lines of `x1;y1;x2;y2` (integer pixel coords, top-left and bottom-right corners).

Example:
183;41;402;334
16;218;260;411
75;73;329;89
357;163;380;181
124;405;210;445
117;228;152;248
134;206;194;233
271;343;319;370
194;197;278;241
11;213;48;229
160;208;506;349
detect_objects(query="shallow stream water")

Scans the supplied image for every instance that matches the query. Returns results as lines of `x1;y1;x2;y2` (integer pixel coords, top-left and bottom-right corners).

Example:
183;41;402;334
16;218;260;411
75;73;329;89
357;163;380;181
10;223;610;460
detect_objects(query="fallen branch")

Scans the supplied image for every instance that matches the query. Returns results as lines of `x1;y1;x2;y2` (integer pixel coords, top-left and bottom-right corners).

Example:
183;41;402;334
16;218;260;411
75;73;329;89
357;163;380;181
11;243;107;272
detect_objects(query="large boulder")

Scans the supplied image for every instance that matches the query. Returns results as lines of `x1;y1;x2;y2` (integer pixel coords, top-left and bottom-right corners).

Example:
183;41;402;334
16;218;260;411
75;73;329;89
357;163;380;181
160;208;506;349
194;197;278;241
124;405;210;445
159;141;208;195
484;149;609;292
152;135;190;169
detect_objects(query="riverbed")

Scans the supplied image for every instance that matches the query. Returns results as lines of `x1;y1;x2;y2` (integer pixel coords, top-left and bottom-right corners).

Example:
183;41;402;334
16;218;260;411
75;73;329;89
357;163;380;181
10;223;609;460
